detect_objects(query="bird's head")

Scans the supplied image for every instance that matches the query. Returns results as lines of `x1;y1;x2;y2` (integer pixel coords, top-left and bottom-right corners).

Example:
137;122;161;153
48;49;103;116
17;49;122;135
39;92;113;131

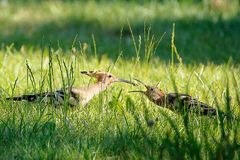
129;78;165;102
80;70;136;86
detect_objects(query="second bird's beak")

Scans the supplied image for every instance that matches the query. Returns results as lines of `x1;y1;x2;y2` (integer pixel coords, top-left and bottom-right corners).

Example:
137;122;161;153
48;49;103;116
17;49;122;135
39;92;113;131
114;78;137;86
129;78;147;93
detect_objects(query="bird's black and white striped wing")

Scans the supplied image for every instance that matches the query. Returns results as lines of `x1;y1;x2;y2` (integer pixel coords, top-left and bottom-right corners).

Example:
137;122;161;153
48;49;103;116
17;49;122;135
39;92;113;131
6;89;79;107
6;89;65;101
166;93;192;109
166;93;217;116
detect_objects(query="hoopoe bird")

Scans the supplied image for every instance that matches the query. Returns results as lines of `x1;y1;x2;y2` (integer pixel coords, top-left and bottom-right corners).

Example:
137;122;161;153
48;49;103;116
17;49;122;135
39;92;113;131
6;71;136;107
130;79;225;116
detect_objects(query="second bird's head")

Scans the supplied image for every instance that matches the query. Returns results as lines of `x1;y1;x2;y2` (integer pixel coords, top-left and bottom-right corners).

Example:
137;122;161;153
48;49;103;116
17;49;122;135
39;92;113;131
129;79;165;101
80;70;136;86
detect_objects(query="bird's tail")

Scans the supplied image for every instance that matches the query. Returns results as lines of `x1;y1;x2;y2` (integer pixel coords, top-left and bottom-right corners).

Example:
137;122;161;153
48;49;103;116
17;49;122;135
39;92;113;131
199;102;233;119
6;90;65;103
6;93;47;101
187;100;227;117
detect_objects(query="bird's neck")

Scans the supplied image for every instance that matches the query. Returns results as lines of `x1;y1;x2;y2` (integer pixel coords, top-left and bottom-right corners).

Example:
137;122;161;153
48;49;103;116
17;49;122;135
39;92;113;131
80;82;109;105
154;92;166;106
88;82;108;95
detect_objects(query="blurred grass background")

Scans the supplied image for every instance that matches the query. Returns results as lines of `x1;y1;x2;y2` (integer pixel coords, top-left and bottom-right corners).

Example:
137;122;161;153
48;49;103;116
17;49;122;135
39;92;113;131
0;0;239;64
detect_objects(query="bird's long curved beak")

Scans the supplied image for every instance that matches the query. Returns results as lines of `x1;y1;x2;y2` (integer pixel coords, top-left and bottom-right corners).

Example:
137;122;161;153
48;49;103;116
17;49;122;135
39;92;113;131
128;78;148;93
115;78;137;86
129;90;145;93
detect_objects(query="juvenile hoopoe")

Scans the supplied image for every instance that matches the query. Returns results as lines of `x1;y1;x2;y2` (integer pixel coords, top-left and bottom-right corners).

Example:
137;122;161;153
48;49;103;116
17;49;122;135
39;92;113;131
6;71;136;107
130;79;225;116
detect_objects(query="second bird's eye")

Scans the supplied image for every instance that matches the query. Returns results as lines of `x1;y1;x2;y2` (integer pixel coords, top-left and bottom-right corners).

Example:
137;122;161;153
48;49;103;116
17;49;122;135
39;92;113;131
150;88;154;91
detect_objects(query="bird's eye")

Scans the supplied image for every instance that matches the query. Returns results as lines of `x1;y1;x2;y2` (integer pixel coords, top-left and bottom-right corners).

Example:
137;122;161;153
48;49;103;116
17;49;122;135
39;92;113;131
150;88;154;91
108;75;112;78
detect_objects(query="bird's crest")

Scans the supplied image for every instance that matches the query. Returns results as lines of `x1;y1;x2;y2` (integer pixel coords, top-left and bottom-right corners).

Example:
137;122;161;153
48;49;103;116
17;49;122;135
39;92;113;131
81;70;136;86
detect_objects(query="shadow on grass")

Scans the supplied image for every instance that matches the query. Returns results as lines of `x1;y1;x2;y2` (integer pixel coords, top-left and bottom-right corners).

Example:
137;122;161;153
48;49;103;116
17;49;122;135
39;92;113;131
1;14;240;64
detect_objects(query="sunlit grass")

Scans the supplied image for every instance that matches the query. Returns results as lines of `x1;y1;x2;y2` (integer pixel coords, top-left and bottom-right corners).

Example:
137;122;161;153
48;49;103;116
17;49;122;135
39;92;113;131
0;43;240;159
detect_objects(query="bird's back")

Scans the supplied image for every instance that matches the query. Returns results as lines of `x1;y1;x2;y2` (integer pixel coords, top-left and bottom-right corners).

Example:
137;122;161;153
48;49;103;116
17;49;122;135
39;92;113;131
6;90;64;101
6;89;80;107
166;93;217;116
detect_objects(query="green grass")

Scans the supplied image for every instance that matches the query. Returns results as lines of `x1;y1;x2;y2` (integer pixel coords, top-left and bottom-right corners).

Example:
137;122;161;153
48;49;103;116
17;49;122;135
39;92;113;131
0;0;240;159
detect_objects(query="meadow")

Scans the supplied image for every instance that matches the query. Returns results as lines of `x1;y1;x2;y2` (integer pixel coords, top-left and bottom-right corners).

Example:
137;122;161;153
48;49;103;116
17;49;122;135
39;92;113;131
0;0;240;159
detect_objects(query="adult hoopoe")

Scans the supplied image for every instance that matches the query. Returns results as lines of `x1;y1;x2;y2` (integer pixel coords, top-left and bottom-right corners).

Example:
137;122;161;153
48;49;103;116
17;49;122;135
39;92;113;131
6;71;136;107
130;79;225;116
